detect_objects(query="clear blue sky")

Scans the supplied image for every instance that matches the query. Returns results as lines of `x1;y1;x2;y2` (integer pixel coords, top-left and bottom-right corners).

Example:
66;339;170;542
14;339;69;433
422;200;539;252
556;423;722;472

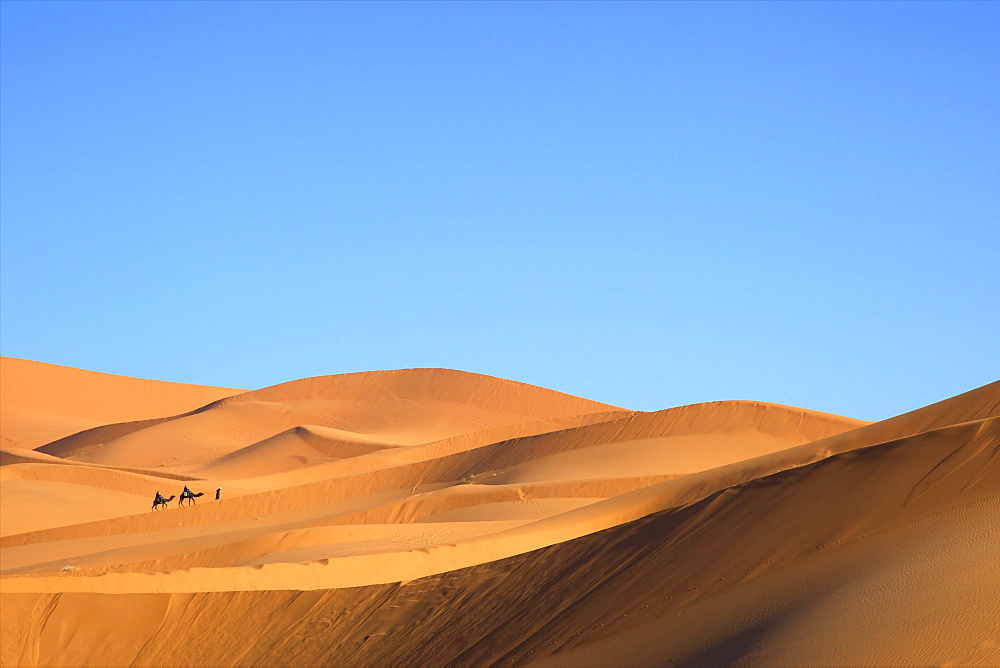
2;1;997;420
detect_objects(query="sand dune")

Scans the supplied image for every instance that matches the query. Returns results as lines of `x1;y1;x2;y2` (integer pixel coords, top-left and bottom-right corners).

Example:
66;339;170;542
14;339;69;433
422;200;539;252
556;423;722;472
37;368;627;470
0;357;242;450
1;357;997;666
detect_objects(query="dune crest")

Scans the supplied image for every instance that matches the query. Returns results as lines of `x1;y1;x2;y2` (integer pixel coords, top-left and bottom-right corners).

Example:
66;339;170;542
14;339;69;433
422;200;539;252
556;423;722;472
36;367;627;469
0;357;242;450
1;359;997;666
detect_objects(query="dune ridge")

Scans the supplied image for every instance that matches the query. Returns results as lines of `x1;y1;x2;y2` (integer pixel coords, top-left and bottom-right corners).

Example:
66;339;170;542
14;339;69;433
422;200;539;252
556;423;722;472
37;368;626;468
0;357;242;450
0;357;997;666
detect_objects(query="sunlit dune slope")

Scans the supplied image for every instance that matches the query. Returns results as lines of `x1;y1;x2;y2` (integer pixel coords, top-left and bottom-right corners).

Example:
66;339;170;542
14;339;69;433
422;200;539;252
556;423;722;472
195;425;407;479
1;361;997;667
189;409;633;483
36;368;627;470
0;357;242;449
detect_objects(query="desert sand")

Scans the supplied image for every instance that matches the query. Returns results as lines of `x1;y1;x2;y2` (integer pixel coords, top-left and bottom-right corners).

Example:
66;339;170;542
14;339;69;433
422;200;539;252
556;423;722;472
1;356;997;666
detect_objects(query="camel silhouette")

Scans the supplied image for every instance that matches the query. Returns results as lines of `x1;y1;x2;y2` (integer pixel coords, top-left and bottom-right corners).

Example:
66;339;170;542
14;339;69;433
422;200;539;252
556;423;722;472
178;489;204;507
151;493;175;511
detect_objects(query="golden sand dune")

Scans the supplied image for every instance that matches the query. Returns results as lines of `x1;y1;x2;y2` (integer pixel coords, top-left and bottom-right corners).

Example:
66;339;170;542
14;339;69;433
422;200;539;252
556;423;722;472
0;357;242;450
0;358;997;666
36;368;627;469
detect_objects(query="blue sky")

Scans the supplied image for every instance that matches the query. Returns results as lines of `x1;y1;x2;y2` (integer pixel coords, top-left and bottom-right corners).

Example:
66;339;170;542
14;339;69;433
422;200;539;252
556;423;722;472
2;1;997;420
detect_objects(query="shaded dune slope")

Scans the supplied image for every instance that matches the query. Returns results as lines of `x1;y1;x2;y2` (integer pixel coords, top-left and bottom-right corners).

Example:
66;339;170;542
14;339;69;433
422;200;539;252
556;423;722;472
1;362;997;667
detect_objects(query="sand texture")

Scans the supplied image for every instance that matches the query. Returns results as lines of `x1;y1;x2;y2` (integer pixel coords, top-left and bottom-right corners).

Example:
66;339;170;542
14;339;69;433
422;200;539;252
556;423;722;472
1;358;998;666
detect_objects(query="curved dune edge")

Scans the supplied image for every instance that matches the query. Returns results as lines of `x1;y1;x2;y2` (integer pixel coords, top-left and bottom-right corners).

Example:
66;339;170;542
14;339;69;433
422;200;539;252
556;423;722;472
189;408;635;482
36;368;626;468
4;417;995;594
0;357;243;450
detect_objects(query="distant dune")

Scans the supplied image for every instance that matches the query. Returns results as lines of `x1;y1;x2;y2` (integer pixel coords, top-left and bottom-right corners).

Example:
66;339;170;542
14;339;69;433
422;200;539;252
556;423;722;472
0;357;242;450
1;357;997;666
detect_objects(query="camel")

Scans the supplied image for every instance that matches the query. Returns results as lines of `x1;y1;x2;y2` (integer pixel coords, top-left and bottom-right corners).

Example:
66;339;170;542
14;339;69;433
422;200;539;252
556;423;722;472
151;493;175;511
178;488;204;507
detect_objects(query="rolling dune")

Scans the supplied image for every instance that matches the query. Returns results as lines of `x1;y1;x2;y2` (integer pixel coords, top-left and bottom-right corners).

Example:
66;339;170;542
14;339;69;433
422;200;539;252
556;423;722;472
0;357;242;450
37;368;627;469
1;357;997;666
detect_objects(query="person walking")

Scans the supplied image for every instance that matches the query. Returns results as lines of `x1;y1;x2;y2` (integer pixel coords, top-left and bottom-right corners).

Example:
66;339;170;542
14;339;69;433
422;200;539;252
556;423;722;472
216;487;222;500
